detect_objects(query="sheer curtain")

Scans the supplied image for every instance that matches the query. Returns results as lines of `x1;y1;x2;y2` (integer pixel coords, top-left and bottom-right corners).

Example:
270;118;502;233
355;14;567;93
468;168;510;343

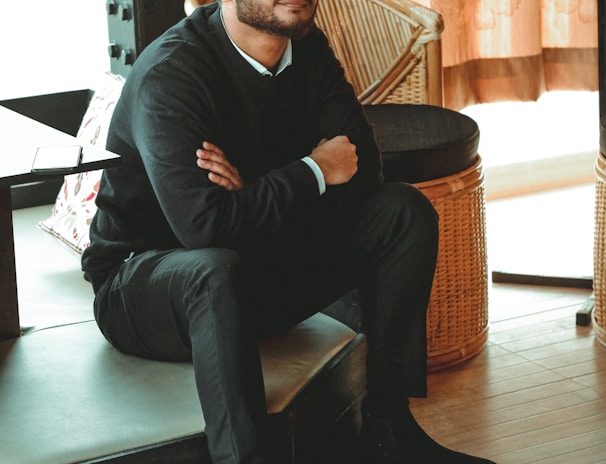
418;0;599;110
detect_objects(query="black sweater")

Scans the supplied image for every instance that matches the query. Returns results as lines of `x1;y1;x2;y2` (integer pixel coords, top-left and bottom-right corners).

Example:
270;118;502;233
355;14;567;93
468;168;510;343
82;3;382;288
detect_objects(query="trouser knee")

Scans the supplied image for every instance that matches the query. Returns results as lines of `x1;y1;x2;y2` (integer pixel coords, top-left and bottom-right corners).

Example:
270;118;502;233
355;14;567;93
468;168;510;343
383;182;437;225
95;247;246;359
172;248;246;318
361;182;439;249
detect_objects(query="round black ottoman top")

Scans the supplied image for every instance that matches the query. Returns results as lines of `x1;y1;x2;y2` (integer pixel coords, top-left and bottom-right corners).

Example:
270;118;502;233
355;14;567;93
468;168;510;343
363;104;480;184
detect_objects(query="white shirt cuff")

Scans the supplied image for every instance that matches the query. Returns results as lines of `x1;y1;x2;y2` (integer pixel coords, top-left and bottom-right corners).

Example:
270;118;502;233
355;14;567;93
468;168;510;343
301;156;326;195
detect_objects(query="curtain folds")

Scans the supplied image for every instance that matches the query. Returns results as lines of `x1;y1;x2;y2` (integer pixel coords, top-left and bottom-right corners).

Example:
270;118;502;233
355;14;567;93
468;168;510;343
419;0;599;109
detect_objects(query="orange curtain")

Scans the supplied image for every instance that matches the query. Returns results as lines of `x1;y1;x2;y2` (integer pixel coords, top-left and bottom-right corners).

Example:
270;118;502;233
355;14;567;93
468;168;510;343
419;0;599;110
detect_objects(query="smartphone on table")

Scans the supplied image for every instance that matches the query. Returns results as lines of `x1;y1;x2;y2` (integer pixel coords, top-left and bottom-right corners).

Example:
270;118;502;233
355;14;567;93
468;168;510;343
31;145;83;175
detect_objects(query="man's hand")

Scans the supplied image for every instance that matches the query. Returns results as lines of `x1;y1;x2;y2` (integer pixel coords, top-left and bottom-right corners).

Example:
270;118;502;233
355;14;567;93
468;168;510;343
196;141;243;191
309;136;358;185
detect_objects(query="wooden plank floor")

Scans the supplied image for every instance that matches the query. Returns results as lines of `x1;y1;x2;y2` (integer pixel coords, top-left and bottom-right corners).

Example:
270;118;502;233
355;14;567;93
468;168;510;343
411;284;603;463
410;184;606;463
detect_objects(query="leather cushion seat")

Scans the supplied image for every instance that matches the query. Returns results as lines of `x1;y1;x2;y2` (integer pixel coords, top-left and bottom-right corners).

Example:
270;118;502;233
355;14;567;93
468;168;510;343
363;104;480;183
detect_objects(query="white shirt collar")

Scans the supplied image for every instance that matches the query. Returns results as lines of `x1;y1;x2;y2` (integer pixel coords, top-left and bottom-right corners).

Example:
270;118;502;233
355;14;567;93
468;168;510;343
220;9;293;77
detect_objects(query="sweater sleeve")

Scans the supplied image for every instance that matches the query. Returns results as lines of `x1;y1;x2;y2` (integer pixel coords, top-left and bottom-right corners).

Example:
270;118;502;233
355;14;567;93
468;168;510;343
128;60;320;250
312;30;384;200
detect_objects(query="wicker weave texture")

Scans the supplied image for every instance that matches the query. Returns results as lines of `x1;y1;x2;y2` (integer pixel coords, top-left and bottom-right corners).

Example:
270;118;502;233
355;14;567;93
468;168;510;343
315;0;443;105
415;158;489;371
383;59;427;105
594;151;606;344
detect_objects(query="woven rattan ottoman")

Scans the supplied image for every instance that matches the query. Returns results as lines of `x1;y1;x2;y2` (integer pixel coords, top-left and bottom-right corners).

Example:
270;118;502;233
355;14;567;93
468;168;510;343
594;116;606;344
364;104;489;371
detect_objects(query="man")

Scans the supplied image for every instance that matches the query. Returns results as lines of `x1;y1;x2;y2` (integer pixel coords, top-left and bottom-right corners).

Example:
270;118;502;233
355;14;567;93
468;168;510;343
82;1;495;463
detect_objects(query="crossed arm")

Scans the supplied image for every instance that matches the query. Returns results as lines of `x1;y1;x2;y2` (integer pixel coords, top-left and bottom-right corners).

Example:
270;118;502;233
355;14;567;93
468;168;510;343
196;136;359;191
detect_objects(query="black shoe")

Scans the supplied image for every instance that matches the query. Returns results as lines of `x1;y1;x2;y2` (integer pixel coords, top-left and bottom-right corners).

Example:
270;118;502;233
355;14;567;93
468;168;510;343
359;413;401;464
398;439;496;464
361;398;496;464
389;403;496;464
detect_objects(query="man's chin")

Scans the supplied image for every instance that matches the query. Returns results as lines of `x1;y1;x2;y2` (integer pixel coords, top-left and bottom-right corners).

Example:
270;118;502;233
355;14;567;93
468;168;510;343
258;17;314;39
290;21;313;39
280;13;316;38
276;3;317;38
236;0;316;39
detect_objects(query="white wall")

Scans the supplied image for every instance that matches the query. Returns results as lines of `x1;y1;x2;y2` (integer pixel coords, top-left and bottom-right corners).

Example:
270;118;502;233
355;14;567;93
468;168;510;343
0;0;110;100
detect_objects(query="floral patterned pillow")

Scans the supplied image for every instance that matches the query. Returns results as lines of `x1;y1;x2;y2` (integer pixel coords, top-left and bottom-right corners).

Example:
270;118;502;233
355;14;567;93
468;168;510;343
38;72;125;254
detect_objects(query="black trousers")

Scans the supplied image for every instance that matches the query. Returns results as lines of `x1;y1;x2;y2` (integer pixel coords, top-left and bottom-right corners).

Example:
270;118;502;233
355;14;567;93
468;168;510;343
93;182;439;464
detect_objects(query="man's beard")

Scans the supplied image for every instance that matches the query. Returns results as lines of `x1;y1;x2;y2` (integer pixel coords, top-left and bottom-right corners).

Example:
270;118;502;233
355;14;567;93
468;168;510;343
236;0;317;39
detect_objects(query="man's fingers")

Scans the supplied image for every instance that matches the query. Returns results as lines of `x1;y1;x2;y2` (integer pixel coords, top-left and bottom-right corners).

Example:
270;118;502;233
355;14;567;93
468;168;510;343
208;172;233;190
202;140;223;154
196;147;225;163
309;135;358;185
198;141;225;159
197;150;240;177
196;142;244;190
197;154;243;190
198;157;238;178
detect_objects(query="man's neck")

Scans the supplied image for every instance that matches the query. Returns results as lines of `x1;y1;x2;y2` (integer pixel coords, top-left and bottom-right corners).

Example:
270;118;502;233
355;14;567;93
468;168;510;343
221;2;289;74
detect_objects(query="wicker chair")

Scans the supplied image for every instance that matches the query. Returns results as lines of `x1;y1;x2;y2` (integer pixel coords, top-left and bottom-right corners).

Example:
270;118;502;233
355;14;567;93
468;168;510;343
315;0;444;106
594;117;606;344
183;0;489;371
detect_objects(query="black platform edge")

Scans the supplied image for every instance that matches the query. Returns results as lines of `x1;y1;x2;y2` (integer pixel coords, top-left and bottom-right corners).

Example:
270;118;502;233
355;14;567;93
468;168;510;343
491;270;593;290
